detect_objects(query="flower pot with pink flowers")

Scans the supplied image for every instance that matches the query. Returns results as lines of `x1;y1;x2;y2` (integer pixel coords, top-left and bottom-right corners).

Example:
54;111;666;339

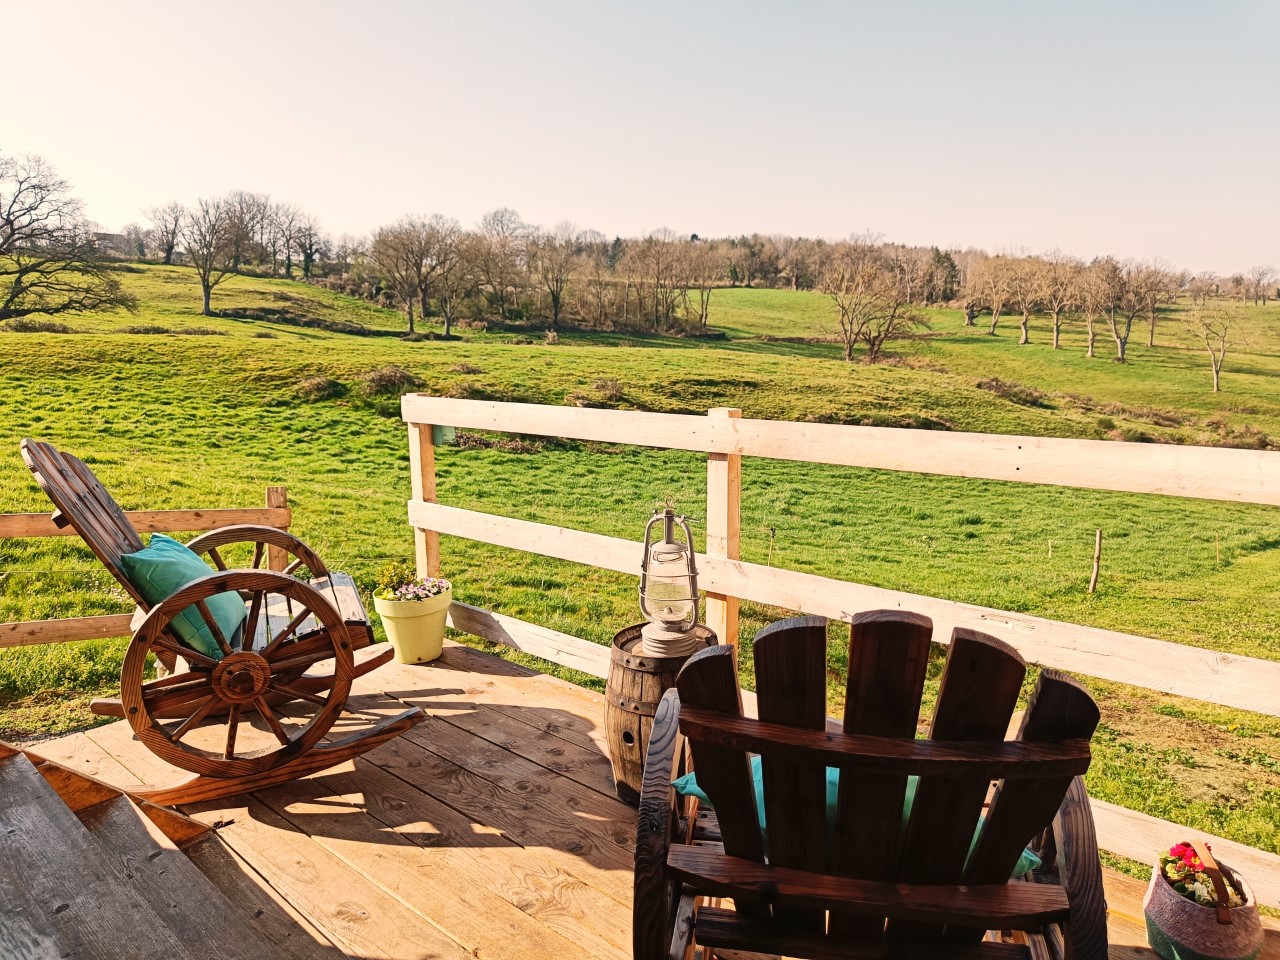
372;561;452;664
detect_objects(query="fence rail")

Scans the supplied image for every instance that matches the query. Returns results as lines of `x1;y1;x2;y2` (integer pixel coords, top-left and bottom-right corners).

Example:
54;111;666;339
0;487;290;649
402;395;1280;907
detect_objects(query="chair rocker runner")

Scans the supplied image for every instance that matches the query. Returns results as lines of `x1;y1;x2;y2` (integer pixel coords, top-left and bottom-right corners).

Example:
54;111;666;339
635;612;1108;960
21;438;426;805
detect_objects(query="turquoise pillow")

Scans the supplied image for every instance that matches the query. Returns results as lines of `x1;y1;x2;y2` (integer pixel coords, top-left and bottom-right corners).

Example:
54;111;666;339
119;533;247;661
673;756;1041;878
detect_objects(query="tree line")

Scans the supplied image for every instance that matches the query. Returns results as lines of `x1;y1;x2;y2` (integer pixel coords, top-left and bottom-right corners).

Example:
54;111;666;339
1;149;1274;390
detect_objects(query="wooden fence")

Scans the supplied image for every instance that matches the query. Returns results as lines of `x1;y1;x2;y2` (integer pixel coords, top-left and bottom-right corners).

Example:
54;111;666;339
401;394;1280;906
0;487;290;649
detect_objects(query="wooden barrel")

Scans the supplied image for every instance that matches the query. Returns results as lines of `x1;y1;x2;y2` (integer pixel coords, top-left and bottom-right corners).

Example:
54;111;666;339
605;623;716;806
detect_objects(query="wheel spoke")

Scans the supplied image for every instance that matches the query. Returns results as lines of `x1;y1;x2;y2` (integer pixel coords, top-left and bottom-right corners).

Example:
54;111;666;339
152;636;218;669
142;676;215;717
284;557;304;575
224;704;242;759
254;697;293;746
261;608;313;659
251;540;265;570
195;599;235;658
242;589;265;652
264;632;341;674
268;681;328;706
207;547;228;571
170;695;220;741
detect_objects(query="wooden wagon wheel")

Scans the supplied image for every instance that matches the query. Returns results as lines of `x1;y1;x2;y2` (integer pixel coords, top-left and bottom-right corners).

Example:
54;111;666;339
186;525;328;580
121;569;354;778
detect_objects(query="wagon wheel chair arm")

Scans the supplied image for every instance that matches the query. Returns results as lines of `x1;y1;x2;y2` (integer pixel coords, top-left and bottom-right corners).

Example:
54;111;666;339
1031;775;1108;960
634;687;691;960
121;568;355;778
186;524;328;578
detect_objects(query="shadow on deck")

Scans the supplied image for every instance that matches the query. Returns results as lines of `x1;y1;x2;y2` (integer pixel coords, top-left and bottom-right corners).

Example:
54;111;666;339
28;642;1280;960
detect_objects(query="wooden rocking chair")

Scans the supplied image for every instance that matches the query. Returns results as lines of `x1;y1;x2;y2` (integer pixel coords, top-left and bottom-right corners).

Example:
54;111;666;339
21;439;425;805
635;612;1108;960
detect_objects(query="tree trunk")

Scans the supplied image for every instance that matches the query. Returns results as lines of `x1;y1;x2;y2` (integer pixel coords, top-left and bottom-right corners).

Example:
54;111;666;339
1212;364;1220;392
162;245;175;266
1147;313;1156;347
551;292;561;330
201;284;212;317
843;339;855;361
444;311;453;339
1052;316;1061;350
1019;310;1030;344
988;309;1000;335
406;302;415;334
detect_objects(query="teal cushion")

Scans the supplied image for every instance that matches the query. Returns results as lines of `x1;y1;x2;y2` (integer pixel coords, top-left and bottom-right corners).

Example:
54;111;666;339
119;533;246;660
673;756;1042;878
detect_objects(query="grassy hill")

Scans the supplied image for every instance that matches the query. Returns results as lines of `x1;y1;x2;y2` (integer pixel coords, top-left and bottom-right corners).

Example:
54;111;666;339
2;263;1278;858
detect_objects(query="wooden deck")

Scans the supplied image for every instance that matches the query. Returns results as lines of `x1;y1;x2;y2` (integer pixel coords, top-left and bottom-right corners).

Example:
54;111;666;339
28;642;1280;960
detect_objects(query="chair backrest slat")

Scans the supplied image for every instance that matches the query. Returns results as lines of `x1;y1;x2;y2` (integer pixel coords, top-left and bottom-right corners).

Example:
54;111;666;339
753;616;829;932
831;610;932;939
675;646;764;868
21;439;148;607
886;628;1026;942
953;669;1101;943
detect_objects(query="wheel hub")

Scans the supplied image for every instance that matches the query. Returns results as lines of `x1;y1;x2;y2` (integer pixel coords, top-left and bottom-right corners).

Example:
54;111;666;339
212;652;272;703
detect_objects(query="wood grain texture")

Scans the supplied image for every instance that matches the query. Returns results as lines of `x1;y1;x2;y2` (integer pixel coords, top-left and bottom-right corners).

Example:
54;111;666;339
0;506;292;539
753;616;829;930
448;600;610;677
665;847;1070;926
0;613;136;649
78;794;274;960
406;500;1280;717
676;706;1090;778
675;646;764;866
0;751;200;960
400;396;1280;505
833;610;934;938
694;906;1032;960
890;630;1027;940
634;688;683;960
705;406;742;648
408;420;441;577
1053;777;1110;960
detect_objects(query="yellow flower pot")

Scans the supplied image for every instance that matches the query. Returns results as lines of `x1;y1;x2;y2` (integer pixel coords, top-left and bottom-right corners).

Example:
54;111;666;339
373;587;452;664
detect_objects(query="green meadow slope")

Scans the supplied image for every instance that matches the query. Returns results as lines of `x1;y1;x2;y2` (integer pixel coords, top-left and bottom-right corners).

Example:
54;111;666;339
1;263;1277;857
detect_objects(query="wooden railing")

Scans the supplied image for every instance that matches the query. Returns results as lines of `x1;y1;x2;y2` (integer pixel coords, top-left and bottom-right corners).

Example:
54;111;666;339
401;394;1280;906
0;487;290;649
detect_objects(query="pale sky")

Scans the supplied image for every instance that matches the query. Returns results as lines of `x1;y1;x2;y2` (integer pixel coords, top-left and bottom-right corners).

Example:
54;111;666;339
9;0;1278;274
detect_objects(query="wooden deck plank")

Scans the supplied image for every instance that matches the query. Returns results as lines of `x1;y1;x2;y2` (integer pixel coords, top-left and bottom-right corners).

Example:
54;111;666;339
25;727;147;788
255;758;627;960
182;836;351;960
0;752;200;960
181;793;477;960
77;794;274;960
24;643;1280;960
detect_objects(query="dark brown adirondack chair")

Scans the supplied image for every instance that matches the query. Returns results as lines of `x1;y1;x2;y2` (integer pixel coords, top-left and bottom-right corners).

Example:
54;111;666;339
635;612;1107;960
21;439;425;805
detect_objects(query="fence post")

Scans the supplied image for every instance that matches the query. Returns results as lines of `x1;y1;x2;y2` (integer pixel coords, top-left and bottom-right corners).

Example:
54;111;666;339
265;485;289;571
705;407;742;648
408;422;442;578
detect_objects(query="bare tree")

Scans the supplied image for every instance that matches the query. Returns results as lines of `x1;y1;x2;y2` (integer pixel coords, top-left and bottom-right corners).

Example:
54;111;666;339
224;190;270;273
475;208;527;320
963;256;1011;334
122;222;150;259
294;214;326;279
368;217;430;333
820;235;924;362
1247;265;1277;306
526;221;577;329
145;202;185;265
1182;307;1243;392
180;197;235;316
272;203;302;277
0;152;137;321
1038;253;1082;350
1082;257;1122;359
435;230;474;338
1007;257;1041;345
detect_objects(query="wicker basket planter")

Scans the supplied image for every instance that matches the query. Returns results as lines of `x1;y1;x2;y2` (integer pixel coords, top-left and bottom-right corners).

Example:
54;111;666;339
1143;853;1264;960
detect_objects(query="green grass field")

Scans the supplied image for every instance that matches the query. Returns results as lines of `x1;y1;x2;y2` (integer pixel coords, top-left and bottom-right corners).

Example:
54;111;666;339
2;263;1277;861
